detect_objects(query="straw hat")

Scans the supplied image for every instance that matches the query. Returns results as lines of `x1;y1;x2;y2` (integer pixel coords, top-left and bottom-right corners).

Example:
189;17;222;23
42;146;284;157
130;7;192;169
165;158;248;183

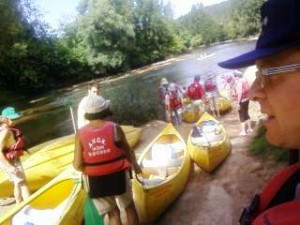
160;78;169;86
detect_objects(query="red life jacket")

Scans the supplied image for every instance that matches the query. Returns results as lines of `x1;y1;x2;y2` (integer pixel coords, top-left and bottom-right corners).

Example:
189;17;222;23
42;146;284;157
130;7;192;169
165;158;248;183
158;85;168;104
204;79;217;92
168;91;182;110
240;162;300;225
4;128;27;160
187;82;204;100
79;122;131;176
241;79;250;101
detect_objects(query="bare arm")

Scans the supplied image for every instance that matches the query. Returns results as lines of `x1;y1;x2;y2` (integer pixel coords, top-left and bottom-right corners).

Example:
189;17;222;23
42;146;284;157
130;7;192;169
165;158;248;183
0;129;15;170
116;125;142;174
73;132;84;171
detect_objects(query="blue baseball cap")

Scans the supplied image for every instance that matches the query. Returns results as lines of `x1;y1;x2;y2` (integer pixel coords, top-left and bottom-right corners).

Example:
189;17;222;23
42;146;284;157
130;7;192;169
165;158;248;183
218;0;300;69
1;107;20;120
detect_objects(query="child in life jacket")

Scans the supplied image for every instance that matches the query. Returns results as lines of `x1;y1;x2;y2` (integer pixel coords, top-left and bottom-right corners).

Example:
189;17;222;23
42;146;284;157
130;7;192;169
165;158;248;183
187;75;205;117
0;115;30;204
165;82;183;125
73;95;141;225
204;74;220;118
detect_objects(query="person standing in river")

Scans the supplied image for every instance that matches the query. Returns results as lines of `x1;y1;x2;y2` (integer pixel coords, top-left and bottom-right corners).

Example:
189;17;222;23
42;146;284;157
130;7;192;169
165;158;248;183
77;81;100;129
218;0;300;224
73;94;141;225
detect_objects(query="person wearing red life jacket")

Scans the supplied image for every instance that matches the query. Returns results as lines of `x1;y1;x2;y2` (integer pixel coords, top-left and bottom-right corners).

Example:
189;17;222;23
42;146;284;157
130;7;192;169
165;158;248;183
77;81;100;129
204;74;220;118
230;70;252;136
157;77;170;121
219;0;300;224
0;110;30;204
165;82;183;125
73;95;141;225
187;75;205;117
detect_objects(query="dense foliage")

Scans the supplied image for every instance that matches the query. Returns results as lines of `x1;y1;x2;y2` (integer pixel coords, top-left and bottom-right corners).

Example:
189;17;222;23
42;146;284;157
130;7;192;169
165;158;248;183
0;0;264;95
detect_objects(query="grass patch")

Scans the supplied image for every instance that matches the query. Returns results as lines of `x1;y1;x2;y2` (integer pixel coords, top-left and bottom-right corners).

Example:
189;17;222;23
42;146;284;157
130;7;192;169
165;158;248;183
249;125;288;162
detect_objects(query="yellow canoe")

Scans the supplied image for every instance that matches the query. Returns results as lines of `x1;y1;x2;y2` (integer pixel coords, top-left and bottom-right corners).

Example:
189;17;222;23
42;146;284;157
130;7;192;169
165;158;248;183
133;123;191;224
218;94;232;113
0;125;142;198
187;112;231;173
0;166;86;225
182;103;204;123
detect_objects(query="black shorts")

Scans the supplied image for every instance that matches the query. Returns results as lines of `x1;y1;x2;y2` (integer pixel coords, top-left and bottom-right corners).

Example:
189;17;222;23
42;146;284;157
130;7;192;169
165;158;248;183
238;100;250;122
88;170;126;198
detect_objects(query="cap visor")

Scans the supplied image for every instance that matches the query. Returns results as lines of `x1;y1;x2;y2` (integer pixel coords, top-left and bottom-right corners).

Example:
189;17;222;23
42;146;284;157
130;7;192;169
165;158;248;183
7;114;20;120
218;43;298;69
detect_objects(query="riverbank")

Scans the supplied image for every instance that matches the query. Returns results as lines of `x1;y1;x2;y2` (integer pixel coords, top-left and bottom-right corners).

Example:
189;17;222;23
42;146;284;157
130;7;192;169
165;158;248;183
134;106;284;225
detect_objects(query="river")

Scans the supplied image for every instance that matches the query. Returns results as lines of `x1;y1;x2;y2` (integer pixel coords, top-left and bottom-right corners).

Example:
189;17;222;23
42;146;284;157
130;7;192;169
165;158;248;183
7;40;256;148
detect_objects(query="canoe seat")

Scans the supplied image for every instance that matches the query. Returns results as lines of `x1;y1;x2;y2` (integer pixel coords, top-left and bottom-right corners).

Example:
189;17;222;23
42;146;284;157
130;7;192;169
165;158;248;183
12;198;69;225
191;123;224;147
141;156;183;168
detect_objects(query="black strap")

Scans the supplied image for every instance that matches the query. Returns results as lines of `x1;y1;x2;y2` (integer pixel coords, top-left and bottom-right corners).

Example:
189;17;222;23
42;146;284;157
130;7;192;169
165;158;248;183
288;149;299;165
239;194;260;225
84;154;126;166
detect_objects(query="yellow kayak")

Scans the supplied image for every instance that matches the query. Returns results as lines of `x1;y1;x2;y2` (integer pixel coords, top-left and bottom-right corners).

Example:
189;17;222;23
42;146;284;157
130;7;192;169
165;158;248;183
0;166;86;225
187;112;231;173
0;125;142;198
218;94;232;113
133;123;191;224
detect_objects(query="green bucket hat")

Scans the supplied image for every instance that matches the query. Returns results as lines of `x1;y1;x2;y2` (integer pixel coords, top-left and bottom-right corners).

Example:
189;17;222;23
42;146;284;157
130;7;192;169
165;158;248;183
1;107;20;120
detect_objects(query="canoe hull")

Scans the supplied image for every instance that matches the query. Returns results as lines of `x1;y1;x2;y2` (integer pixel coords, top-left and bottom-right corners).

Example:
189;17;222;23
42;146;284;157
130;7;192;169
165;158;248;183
187;112;231;173
133;124;191;223
0;125;141;198
0;167;86;225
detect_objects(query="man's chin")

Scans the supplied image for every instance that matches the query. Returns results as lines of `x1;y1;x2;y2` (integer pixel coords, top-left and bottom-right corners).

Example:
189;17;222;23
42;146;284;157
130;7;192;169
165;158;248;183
266;132;299;149
266;131;282;147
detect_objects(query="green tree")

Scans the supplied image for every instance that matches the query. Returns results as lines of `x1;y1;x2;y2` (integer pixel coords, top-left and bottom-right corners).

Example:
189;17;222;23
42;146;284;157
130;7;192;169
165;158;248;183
77;0;135;74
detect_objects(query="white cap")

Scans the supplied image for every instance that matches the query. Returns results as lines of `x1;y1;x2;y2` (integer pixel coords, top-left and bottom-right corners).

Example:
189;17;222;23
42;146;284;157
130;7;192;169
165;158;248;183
160;78;169;85
233;70;243;77
84;95;111;114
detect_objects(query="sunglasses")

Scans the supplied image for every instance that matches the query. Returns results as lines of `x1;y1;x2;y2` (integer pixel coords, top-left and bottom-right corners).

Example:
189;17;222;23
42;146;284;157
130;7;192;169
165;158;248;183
254;63;300;88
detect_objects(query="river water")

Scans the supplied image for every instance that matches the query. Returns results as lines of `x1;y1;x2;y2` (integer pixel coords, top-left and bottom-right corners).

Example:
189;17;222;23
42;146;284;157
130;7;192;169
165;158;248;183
9;40;255;148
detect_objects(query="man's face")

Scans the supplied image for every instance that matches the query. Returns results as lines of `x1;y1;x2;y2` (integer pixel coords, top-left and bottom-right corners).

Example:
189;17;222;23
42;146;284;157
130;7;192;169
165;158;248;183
89;86;99;96
250;48;300;149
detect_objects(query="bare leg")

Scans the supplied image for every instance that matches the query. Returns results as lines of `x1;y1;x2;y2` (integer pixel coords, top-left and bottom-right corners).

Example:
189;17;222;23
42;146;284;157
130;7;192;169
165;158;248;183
14;183;22;204
20;181;30;200
246;120;253;133
108;207;122;225
125;203;139;225
240;122;247;136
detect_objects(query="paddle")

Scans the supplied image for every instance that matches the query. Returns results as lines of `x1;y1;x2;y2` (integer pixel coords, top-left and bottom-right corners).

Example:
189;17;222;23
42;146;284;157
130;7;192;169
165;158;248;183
65;97;77;133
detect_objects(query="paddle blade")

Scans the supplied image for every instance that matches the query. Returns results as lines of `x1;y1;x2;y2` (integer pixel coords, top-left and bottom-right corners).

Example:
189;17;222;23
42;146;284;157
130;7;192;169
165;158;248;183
84;196;104;225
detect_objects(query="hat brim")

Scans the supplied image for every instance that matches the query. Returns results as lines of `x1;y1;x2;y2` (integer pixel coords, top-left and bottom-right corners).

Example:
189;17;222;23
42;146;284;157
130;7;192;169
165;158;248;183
218;40;300;69
85;100;111;114
6;113;20;120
